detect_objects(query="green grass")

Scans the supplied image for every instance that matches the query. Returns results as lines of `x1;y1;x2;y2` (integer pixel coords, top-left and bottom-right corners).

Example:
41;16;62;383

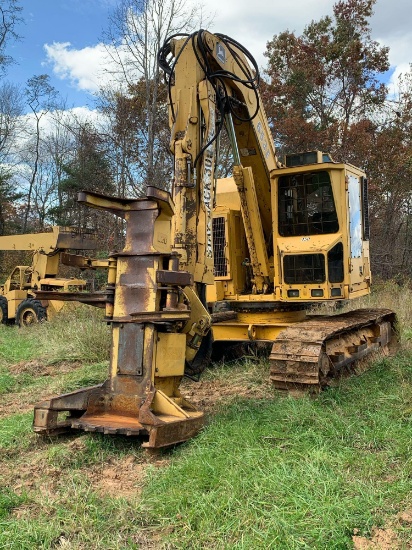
0;325;37;363
58;361;109;393
0;365;43;395
0;488;27;519
28;303;111;364
138;355;412;549
0;368;18;394
0;413;35;452
0;283;411;548
0;489;146;550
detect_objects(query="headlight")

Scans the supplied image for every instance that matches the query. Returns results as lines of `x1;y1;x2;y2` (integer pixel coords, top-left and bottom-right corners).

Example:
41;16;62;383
311;289;324;297
287;289;299;298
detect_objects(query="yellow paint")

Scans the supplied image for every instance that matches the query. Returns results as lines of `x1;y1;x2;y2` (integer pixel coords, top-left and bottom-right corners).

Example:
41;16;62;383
155;377;181;397
153;212;172;253
46;300;65;320
235;310;306;324
155;333;186;377
212;322;286;342
215;178;241;210
110;327;120;380
152;389;189;418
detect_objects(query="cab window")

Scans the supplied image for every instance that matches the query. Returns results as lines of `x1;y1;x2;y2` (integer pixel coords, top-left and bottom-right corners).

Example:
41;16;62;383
278;171;339;236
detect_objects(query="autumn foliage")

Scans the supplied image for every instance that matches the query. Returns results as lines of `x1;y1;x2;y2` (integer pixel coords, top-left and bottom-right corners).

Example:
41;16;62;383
263;0;412;278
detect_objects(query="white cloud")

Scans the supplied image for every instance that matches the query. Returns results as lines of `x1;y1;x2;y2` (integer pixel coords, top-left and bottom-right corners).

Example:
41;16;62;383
205;0;412;79
207;0;333;66
206;0;412;75
43;0;336;92
388;63;411;95
6;107;104;179
377;30;412;92
44;42;113;93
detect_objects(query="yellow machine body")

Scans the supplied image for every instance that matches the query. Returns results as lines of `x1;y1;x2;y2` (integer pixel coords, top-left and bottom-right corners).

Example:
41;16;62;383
33;189;205;448
163;31;394;391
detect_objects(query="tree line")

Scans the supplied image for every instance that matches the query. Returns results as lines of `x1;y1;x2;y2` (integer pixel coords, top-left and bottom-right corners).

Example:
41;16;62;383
0;0;411;280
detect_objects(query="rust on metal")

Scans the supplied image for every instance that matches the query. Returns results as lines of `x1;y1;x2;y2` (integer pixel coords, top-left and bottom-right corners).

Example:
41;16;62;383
128;311;191;322
71;414;145;435
33;188;205;449
156;269;193;286
146;186;175;217
211;310;238;323
33;290;110;308
142;415;204;449
117;323;144;375
59;252;93;268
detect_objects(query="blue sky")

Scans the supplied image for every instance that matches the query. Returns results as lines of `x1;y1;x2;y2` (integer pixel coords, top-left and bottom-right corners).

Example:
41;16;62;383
4;0;412;113
7;0;115;109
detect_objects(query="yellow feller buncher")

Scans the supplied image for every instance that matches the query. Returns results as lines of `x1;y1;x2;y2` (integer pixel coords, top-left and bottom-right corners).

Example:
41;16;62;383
0;227;97;326
33;31;396;449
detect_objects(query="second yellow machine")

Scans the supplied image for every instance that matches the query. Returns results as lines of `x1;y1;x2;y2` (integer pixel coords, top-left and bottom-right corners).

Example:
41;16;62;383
0;227;96;325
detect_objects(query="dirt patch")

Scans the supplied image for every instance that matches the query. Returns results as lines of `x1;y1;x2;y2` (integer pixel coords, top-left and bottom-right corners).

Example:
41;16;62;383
10;453;64;512
0;385;67;419
0;360;83;419
12;502;39;520
181;374;272;414
84;454;170;499
62;437;170;500
398;509;412;524
352;512;412;550
353;527;400;549
9;359;81;377
0;389;55;419
6;436;170;504
85;455;145;498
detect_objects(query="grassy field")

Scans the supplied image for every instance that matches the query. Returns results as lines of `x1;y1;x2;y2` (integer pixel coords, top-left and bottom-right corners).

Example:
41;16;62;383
0;285;412;549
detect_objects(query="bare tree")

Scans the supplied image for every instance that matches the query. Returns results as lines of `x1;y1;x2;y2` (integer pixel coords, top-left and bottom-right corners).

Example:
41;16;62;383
0;81;24;236
0;1;24;232
0;0;22;75
0;81;24;161
23;75;59;231
30;126;73;230
100;0;209;192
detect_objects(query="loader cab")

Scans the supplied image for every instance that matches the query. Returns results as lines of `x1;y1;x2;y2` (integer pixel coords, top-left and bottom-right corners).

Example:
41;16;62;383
4;266;31;293
272;152;370;302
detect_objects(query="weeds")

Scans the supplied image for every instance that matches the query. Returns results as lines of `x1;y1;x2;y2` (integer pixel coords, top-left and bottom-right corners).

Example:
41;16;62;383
315;278;412;345
32;303;110;364
0;488;27;519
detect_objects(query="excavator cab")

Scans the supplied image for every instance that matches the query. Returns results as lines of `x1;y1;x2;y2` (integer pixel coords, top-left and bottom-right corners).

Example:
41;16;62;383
6;266;30;292
273;153;371;303
210;152;371;305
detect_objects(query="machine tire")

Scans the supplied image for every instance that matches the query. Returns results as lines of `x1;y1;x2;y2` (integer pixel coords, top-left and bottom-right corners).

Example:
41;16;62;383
16;299;47;327
0;296;9;325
